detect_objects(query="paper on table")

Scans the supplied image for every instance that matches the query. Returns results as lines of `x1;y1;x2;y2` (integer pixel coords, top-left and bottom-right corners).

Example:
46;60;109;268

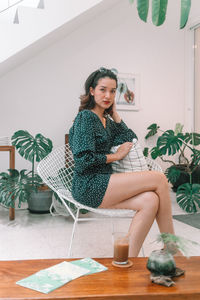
16;261;90;294
71;258;108;274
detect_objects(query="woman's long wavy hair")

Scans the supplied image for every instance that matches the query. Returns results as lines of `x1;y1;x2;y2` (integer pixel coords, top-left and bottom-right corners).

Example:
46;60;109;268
79;68;118;116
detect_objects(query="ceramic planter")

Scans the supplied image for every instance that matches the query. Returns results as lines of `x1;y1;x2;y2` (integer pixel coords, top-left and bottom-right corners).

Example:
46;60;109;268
27;189;53;213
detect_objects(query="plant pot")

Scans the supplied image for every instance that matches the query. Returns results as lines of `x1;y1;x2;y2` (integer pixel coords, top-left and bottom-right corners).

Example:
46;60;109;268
27;189;53;214
147;249;176;276
169;164;200;192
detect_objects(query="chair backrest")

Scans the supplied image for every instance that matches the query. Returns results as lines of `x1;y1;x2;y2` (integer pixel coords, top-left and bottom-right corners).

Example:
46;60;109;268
37;144;75;194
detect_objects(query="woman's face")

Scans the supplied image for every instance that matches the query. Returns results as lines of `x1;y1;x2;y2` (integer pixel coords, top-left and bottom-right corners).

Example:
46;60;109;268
90;77;117;111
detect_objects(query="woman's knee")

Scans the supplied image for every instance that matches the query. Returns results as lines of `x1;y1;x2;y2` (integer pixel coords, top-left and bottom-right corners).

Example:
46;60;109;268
152;171;169;188
140;191;159;211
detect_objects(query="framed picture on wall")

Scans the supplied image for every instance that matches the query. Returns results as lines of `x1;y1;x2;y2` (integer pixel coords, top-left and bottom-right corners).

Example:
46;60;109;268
116;73;140;111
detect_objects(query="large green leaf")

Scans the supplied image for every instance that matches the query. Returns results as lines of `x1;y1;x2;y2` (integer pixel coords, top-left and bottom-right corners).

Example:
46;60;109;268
150;146;162;159
145;123;160;139
180;0;191;29
191;148;200;167
157;130;183;156
137;0;149;22
183;132;200;146
165;166;181;185
190;133;200;146
152;0;168;26
0;169;32;208
176;183;200;213
12;130;53;163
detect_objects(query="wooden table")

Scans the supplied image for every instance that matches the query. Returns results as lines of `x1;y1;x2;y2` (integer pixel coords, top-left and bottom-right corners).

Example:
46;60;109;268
0;257;200;299
0;145;15;220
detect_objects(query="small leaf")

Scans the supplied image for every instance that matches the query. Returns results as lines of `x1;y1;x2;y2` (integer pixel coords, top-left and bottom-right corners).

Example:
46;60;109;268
152;0;168;26
180;0;191;29
174;123;184;135
143;147;149;157
129;0;134;3
137;0;149;22
145;123;160;139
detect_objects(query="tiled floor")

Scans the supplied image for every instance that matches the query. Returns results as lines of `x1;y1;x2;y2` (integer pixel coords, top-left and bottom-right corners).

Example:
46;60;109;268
0;191;200;261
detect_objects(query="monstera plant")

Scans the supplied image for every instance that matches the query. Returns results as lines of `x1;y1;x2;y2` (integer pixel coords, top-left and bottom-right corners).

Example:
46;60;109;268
0;130;53;212
144;123;200;213
11;130;53;186
129;0;191;29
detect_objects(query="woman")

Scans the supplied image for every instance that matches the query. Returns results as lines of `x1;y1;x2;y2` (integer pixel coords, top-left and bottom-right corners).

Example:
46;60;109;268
69;67;175;257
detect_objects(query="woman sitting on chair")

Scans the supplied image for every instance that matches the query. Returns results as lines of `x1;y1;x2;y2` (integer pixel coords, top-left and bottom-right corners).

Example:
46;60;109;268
69;67;175;257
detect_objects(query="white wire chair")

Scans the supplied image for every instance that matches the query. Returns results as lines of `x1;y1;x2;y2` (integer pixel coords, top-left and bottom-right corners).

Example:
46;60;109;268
37;144;162;257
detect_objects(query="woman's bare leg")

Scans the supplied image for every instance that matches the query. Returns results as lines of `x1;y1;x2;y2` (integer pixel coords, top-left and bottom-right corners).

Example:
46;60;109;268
110;191;159;256
99;170;175;256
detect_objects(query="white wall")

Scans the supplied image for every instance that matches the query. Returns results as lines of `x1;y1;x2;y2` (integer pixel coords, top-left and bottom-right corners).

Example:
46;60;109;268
0;0;200;172
0;0;102;62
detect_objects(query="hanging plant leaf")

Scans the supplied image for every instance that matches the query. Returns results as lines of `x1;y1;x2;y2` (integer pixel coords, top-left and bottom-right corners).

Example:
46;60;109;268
145;123;160;139
157;130;183;156
129;0;134;3
180;0;191;29
152;0;168;26
12;130;53;163
176;183;200;213
137;0;149;22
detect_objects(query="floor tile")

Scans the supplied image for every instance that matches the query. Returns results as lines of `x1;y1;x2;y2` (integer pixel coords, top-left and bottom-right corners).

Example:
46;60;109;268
0;190;199;260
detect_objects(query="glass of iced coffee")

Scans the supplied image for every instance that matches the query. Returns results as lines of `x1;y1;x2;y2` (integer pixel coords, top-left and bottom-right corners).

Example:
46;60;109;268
113;232;129;265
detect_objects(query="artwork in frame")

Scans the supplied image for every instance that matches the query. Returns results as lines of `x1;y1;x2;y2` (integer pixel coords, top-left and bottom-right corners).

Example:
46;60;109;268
116;73;140;111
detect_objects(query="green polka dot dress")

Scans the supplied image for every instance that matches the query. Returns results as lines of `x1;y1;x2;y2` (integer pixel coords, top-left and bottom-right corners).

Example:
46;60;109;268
69;110;137;208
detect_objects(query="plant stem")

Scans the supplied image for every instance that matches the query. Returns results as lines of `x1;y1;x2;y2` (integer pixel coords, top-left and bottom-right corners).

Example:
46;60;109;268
189;172;192;185
179;146;190;164
160;157;175;165
32;154;35;186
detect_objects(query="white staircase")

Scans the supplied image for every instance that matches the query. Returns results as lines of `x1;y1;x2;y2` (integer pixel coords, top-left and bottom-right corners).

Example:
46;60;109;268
0;0;119;76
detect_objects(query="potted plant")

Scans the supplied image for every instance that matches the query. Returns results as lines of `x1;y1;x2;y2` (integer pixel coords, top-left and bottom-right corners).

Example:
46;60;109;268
144;123;200;213
0;130;53;213
147;233;197;287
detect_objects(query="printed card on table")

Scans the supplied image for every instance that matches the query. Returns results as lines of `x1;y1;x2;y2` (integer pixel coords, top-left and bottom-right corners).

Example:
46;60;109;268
16;261;90;294
70;258;108;274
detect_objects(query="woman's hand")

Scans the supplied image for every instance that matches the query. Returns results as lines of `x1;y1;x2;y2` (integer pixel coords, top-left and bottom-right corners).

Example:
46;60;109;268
111;101;122;123
106;142;133;164
116;142;133;160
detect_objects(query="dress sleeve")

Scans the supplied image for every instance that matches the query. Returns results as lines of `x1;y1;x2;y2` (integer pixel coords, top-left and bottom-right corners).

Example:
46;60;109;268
69;111;107;174
110;119;138;146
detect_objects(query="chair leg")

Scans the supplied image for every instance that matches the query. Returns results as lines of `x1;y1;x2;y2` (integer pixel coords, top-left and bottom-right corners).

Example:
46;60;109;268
141;246;145;257
110;218;114;234
67;208;80;257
